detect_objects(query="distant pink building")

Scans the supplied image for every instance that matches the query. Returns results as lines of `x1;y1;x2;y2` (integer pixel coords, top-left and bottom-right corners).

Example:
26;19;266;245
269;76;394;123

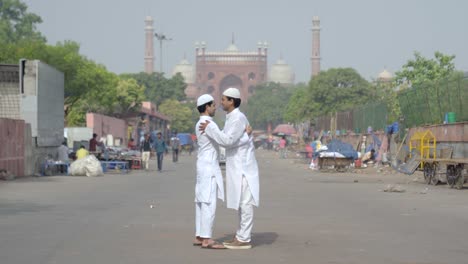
86;113;127;146
130;102;171;144
86;102;170;147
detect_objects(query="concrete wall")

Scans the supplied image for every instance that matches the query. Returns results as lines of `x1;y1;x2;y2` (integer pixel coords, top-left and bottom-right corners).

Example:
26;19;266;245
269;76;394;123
86;113;127;147
64;127;93;150
21;60;64;147
37;61;64;146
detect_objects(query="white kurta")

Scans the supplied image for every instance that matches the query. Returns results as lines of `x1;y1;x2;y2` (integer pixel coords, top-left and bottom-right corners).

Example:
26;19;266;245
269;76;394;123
195;116;224;203
204;108;259;209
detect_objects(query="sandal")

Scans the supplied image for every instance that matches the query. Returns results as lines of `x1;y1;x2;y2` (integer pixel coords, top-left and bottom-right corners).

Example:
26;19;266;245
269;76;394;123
201;242;226;249
193;236;203;246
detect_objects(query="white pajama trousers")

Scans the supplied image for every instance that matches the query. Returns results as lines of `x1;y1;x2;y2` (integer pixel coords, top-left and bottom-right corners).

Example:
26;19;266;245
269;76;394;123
195;177;217;238
236;176;255;243
142;151;150;169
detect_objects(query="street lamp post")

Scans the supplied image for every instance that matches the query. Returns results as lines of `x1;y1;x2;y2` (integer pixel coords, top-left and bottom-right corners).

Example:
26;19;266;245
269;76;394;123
154;32;172;73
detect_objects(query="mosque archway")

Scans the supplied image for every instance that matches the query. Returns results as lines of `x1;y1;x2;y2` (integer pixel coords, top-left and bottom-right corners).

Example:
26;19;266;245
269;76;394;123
219;74;243;95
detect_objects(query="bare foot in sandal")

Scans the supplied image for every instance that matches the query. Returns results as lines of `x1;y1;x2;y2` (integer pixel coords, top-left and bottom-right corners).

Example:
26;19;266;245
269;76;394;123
193;236;203;246
201;239;226;249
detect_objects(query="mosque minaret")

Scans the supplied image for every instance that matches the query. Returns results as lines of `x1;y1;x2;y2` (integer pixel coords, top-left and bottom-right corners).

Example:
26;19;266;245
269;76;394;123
144;16;155;74
311;16;321;77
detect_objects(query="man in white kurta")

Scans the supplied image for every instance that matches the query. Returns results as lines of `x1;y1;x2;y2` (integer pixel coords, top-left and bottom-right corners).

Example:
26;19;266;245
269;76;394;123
200;88;259;249
193;94;226;249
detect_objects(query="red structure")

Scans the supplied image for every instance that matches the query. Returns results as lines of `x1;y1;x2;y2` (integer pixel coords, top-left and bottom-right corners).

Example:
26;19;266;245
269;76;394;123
0;118;25;177
185;40;268;102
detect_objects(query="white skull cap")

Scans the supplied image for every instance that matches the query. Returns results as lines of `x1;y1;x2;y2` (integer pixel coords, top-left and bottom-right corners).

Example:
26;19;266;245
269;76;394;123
222;87;241;99
197;94;214;107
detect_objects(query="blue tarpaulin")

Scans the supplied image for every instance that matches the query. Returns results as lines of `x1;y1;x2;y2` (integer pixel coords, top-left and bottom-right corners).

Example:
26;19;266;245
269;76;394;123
326;139;358;159
177;133;193;145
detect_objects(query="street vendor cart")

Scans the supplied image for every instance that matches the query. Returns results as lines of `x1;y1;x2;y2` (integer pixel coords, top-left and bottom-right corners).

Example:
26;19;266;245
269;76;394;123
421;157;468;189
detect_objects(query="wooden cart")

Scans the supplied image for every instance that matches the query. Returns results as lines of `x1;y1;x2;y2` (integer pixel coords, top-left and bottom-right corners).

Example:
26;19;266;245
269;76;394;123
421;158;468;189
318;157;354;172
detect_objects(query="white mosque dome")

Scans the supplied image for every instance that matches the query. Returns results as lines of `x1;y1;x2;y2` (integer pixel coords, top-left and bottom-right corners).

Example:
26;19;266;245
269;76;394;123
172;58;195;84
268;58;295;84
225;43;239;53
378;69;393;81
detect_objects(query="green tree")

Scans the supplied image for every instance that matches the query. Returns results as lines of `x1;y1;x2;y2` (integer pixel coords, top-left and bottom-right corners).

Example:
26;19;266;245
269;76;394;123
159;99;193;133
374;81;401;123
395;51;455;86
0;40;97;105
307;68;371;116
284;83;315;123
0;39;46;62
110;79;146;116
120;72;187;108
245;82;294;130
64;65;120;126
0;0;45;44
395;51;457;124
183;101;200;132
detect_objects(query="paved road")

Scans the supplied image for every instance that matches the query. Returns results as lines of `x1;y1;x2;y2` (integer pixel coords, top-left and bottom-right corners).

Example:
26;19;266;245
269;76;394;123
1;150;468;264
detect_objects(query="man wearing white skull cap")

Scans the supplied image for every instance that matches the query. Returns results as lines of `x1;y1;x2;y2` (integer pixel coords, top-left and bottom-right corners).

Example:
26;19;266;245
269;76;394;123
193;94;226;249
199;87;259;249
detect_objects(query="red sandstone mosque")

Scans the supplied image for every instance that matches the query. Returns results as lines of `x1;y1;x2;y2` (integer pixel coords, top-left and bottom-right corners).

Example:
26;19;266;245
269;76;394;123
145;16;323;101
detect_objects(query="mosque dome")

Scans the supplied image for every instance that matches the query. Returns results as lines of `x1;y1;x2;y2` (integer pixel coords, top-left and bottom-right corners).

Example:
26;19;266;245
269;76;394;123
268;58;295;84
172;58;195;84
378;69;393;81
225;43;239;53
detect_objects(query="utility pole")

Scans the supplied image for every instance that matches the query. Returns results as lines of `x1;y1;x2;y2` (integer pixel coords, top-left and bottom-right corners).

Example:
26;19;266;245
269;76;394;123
154;32;172;73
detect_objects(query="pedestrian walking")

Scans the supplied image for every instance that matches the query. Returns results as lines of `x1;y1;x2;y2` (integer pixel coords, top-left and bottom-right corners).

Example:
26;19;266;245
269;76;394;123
153;132;167;172
170;133;180;162
140;133;153;170
279;136;287;158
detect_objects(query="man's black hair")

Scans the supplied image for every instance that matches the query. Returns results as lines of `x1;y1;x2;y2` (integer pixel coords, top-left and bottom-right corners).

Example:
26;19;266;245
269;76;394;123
226;96;241;108
197;101;214;113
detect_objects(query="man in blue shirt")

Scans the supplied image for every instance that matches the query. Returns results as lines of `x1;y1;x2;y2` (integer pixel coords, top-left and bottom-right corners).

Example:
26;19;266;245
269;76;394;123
153;132;167;172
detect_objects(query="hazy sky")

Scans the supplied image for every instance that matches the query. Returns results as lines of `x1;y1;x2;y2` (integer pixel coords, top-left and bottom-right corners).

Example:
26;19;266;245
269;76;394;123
23;0;468;83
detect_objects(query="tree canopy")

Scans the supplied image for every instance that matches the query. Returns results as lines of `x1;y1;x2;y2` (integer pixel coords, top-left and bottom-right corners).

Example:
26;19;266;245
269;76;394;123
283;83;313;123
395;51;456;86
120;72;187;109
308;68;371;116
284;68;372;124
244;82;295;130
0;0;198;132
158;99;193;133
0;0;45;44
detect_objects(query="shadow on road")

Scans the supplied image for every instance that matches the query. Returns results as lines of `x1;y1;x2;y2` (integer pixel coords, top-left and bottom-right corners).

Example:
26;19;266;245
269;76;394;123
218;232;278;247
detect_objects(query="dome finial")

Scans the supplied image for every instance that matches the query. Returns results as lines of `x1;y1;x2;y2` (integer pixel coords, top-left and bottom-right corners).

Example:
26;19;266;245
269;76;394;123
378;67;393;81
232;32;235;44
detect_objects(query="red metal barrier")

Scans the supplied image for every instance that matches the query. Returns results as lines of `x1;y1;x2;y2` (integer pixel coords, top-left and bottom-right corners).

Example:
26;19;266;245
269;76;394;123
0;118;25;177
